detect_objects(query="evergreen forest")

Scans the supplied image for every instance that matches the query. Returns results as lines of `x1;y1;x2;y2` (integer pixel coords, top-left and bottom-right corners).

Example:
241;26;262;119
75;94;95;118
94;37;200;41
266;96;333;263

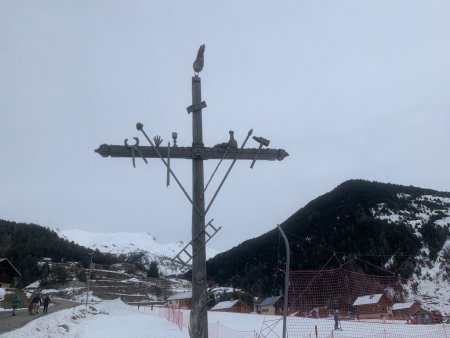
0;219;118;287
205;180;450;298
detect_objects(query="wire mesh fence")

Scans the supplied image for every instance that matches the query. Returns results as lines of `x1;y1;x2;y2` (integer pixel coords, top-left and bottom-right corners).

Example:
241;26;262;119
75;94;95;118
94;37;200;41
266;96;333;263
159;307;259;337
282;267;449;338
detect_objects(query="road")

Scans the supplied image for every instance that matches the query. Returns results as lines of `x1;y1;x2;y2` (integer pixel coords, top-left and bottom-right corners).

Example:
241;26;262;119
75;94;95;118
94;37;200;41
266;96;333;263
0;299;81;335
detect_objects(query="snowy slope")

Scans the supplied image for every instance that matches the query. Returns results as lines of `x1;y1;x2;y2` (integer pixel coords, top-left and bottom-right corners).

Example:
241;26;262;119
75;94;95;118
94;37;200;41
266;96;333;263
57;229;220;276
371;194;450;233
371;193;450;313
1;299;449;338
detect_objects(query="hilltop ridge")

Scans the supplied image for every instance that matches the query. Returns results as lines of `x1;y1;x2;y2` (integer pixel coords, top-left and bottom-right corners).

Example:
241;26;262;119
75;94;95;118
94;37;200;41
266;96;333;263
206;179;450;312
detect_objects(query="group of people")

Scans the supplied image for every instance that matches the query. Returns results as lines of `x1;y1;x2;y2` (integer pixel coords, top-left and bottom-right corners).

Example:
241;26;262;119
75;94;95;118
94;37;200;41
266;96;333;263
11;293;51;316
29;294;51;315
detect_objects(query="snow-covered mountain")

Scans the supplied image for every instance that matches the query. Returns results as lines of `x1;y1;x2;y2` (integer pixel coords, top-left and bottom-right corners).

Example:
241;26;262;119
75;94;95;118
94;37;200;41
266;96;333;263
206;180;450;315
57;229;221;276
371;193;450;313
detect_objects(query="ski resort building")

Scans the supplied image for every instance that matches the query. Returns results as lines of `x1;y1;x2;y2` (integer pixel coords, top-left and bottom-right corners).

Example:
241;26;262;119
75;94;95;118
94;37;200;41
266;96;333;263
0;258;21;288
392;301;423;320
166;291;192;309
257;296;284;315
352;293;392;319
210;299;252;313
310;306;331;318
391;301;443;324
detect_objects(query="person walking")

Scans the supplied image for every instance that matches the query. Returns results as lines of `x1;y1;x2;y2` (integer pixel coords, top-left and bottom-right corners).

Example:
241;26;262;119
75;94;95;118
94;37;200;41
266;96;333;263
43;296;50;314
11;295;20;316
31;294;41;315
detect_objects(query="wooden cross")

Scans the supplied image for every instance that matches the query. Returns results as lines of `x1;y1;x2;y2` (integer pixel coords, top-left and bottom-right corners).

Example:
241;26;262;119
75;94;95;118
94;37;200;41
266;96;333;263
95;46;288;338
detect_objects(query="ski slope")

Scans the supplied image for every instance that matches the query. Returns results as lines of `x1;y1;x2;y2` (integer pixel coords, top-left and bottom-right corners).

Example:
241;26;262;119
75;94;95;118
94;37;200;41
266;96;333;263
1;299;448;338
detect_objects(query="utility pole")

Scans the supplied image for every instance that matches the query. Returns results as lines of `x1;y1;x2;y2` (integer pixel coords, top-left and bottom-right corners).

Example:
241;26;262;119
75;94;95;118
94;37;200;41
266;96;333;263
85;252;93;306
95;45;288;338
277;225;290;338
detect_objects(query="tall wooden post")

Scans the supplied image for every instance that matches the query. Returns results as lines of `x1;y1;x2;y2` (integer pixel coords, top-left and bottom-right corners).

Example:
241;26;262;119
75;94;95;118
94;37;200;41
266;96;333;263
94;45;289;338
190;75;208;338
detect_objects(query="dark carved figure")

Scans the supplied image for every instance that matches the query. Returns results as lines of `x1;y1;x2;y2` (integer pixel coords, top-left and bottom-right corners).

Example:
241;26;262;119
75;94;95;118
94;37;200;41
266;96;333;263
193;44;205;73
214;130;238;149
227;130;237;148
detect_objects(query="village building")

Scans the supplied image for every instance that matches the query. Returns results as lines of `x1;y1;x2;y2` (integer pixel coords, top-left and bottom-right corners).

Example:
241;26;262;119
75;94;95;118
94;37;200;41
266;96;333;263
166;291;192;309
310;306;331;318
257;296;284;315
210;299;252;313
352;293;392;320
392;301;423;320
392;301;446;324
0;258;21;288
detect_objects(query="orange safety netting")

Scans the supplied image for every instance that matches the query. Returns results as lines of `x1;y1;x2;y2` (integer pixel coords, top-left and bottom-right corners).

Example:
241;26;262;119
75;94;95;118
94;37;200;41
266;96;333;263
280;265;449;338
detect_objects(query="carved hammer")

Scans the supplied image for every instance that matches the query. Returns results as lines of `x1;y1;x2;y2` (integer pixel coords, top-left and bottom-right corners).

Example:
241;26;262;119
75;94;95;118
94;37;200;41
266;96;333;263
250;136;270;169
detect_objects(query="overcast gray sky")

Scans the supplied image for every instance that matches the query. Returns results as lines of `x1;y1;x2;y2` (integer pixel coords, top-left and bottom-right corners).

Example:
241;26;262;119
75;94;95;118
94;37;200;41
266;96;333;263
1;1;449;251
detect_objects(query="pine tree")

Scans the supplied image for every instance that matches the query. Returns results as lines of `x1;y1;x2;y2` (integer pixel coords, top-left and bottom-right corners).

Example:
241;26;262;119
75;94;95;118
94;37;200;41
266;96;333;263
147;261;159;278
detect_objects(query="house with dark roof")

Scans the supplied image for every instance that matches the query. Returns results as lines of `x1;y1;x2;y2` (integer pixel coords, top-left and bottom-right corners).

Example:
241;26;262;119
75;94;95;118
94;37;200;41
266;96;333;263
352;293;392;320
257;295;283;315
0;258;21;288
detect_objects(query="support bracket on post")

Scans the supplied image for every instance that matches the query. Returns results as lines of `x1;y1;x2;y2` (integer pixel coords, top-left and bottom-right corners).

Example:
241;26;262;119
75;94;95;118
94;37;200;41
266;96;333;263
186;101;207;113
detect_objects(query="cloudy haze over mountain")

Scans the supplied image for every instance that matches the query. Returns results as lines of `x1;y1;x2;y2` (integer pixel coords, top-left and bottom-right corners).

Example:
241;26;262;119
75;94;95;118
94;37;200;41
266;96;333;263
1;1;449;250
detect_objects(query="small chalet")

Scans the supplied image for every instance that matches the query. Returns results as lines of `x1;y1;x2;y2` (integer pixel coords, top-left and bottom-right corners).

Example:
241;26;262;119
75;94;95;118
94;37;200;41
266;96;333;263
210;299;252;313
403;306;437;324
352;293;392;320
258;296;283;315
166;291;192;309
392;301;422;320
310;306;331;318
0;258;21;288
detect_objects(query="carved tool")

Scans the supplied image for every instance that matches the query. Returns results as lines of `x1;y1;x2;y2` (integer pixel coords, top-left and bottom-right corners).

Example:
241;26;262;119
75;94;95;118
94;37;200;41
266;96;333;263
124;137;148;168
204;129;253;215
250;136;270;169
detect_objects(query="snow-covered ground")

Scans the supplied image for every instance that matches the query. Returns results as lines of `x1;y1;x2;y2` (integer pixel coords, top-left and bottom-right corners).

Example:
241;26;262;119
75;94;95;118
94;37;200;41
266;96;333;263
0;300;185;338
0;289;5;300
1;299;449;338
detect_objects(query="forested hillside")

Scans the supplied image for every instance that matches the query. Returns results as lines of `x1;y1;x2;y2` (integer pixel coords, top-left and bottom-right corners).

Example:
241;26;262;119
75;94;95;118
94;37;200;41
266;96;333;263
205;180;450;297
0;220;118;287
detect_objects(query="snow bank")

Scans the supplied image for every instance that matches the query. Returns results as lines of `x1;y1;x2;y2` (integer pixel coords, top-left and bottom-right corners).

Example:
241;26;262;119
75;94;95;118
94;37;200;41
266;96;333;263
0;299;187;338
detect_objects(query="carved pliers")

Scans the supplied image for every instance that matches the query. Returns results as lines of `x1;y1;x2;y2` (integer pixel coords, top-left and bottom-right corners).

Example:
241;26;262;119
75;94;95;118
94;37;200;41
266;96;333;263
124;137;148;168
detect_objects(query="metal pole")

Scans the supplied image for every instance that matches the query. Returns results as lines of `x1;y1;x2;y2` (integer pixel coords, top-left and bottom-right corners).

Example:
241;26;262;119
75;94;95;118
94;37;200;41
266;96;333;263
190;75;208;338
277;225;290;338
85;253;93;306
204;129;253;215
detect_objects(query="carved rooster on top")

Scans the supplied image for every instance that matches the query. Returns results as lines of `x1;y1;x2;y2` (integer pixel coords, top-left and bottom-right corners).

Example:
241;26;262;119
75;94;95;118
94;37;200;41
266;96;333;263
193;44;205;73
